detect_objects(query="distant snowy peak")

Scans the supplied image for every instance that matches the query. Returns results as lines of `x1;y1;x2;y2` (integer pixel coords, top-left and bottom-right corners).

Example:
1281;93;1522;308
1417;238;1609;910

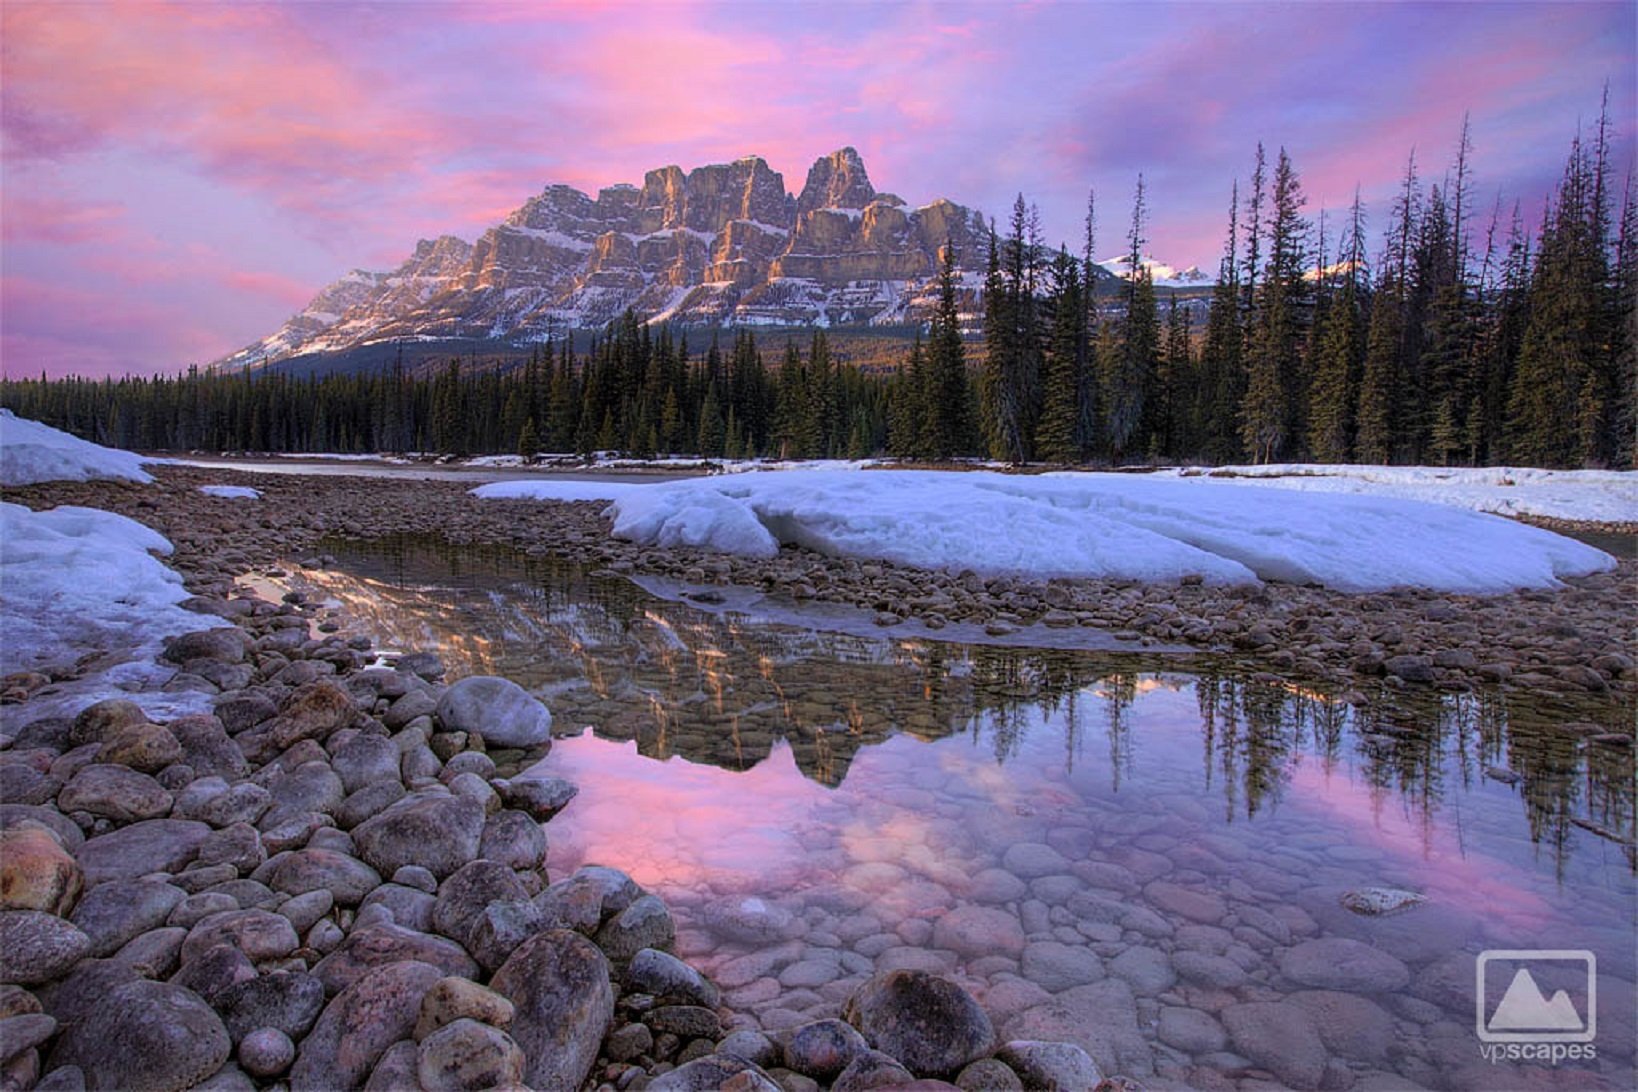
216;149;990;370
1097;254;1210;289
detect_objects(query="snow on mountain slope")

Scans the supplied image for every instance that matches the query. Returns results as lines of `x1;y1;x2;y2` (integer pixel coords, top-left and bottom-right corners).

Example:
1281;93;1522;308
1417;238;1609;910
1097;253;1210;288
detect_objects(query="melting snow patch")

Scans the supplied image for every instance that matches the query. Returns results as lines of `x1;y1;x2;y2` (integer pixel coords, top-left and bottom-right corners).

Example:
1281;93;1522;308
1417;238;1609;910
585;470;1614;594
0;409;154;486
199;485;261;499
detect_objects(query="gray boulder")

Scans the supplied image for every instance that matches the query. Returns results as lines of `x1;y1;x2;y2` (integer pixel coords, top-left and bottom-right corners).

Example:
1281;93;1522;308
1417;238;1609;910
68;879;185;958
0;912;90;985
842;970;995;1077
435;677;551;748
490;929;613;1092
352;793;485;880
289;960;442;1092
995;1040;1104;1091
52;979;230;1091
74;819;209;887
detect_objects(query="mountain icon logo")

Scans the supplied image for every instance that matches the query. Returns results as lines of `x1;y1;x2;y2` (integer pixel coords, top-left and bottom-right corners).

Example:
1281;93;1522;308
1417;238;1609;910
1487;968;1585;1032
1476;950;1597;1044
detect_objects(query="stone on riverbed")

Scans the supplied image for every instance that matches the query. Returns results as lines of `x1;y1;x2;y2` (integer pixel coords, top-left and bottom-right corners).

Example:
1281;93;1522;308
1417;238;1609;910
312;922;479;995
215;970;326;1043
0;912;90;985
492;776;577;821
595;893;675;962
1280;937;1411;992
74;819;210;887
491;929;613;1092
416;1018;526;1092
645;1053;783;1092
352;792;485;880
1339;886;1426;917
52;978;231;1092
0;825;82;915
842;970;995;1077
994;1040;1103;1091
434;676;552;749
626;947;720;1008
289;959;443;1092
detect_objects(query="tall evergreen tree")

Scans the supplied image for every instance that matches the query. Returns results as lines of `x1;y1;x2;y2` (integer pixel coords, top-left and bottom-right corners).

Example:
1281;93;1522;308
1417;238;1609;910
1198;182;1245;464
1307;190;1367;462
1103;175;1159;460
1037;247;1086;462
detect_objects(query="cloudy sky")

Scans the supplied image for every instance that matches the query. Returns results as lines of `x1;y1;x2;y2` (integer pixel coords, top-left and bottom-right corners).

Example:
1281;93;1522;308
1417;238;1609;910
3;1;1633;378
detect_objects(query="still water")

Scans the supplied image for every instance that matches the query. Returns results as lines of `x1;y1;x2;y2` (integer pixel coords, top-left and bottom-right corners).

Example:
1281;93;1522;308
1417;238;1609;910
286;536;1635;1090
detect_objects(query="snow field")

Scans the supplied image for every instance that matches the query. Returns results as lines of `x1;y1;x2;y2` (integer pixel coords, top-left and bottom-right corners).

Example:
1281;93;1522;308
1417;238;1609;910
0;408;154;485
473;469;1618;594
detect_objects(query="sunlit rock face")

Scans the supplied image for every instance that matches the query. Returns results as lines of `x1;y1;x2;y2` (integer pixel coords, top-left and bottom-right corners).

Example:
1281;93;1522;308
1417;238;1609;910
218;149;991;370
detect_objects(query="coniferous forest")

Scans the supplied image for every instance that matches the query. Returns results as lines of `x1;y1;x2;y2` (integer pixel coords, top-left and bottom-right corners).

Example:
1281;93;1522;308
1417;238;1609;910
4;107;1633;470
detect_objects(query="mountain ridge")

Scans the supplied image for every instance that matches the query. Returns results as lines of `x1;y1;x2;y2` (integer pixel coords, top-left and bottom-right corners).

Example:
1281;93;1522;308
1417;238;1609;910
218;148;996;371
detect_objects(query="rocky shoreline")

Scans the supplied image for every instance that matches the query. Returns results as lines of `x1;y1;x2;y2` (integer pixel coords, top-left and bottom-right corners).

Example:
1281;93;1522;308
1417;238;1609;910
0;465;1633;1092
1;467;1139;1091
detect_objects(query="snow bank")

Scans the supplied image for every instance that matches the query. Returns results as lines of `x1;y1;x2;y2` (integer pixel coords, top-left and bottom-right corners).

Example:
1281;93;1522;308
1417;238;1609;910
0;408;153;485
0;502;222;679
1172;464;1638;524
199;485;262;499
472;480;639;503
588;470;1615;594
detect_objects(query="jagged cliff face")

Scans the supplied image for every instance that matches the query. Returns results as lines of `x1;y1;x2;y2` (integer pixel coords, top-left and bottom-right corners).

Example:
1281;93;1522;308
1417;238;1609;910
219;149;988;369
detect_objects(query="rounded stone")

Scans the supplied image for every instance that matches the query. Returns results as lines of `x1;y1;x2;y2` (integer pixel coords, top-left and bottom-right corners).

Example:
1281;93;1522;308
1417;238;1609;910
1280;937;1410;993
53;979;231;1092
594;894;675;962
97;724;184;775
999;843;1070;880
932;905;1025;959
414;977;515;1040
0;825;82;915
58;765;173;823
955;1057;1024;1091
842;970;995;1077
238;1027;295;1078
434;677;551;749
70;700;150;749
415;1018;525;1092
702;895;794;944
0;910;90;985
782;1018;868;1080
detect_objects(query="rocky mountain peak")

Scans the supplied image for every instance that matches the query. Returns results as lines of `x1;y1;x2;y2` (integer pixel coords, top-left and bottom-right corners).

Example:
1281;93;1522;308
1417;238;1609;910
797;147;876;217
217;149;989;371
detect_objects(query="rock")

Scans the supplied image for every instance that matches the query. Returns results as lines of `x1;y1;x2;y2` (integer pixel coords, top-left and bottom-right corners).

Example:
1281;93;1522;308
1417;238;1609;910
74;819;209;887
237;1028;295;1079
1292;990;1394;1063
0;987;41;1020
70;700;150;749
703;895;794;944
329;734;401;795
435;677;551;748
238;683;356;766
1001;978;1150;1079
352;793;485;880
53;979;230;1092
0;911;90;985
842;970;995;1077
289;960;443;1092
647;1005;721;1039
414;977;514;1040
165;716;247;781
1221;1000;1327;1090
416;1018;526;1092
627;948;720;1008
490;929;614;1092
492;776;576;821
0;825;82;915
111;926;185;977
596;893;675;962
1142;881;1225;924
362;1040;418;1092
0;806;83;852
266;847;381;906
335;781;406;830
1280;937;1410;992
58;765;173;823
1000;843;1070;880
175;781;270;829
955;1058;1023;1091
311;922;479;995
169;944;256;1003
214;971;326;1042
431;860;529;944
605;1021;653;1062
261;762;346;824
359;884;435;933
783;1018;869;1080
478;810;547;871
830;1048;915;1092
277;889;333;935
1024;941;1106;992
163;629;249;666
994;1041;1103;1091
466;898;549;973
1339;887;1426;916
932;905;1025;959
392;865;438;893
180;909;299;966
95;724;183;774
1383;654;1435;683
1170;950;1244;990
646;1054;782;1092
718;1030;779;1067
1156;1006;1227;1054
0;1013;54;1076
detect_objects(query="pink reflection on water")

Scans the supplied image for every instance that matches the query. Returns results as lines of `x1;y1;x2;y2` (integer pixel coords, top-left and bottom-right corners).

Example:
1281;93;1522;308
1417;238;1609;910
1285;761;1555;927
529;729;831;894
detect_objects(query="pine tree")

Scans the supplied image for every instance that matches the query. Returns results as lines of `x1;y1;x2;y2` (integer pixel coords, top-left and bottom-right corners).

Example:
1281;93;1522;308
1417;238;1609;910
888;337;926;459
1104;176;1159;461
1307;190;1367;462
1238;147;1308;464
924;241;973;459
1158;296;1192;458
1037;247;1085;463
516;417;539;460
697;383;725;458
1198;182;1244;464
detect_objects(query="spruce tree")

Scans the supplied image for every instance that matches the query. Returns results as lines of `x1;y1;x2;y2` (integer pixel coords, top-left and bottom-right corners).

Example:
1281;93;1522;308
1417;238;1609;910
1307;191;1366;463
1037;247;1085;463
1103;176;1159;461
924;240;973;459
1198;182;1245;464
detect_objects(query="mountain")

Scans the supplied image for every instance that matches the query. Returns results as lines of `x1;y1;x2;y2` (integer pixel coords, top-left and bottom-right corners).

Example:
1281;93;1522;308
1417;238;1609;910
219;149;991;371
1096;253;1210;289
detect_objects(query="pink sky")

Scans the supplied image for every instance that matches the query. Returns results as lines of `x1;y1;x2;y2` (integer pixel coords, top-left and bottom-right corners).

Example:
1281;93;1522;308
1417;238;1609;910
3;1;1633;378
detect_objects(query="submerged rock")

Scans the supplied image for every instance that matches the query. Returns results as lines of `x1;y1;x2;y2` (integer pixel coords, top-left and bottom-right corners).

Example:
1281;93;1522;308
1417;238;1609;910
1339;886;1427;917
842;970;995;1077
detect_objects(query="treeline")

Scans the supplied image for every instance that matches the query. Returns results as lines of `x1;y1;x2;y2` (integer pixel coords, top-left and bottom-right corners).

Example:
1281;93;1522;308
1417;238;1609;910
960;99;1635;469
4;98;1632;470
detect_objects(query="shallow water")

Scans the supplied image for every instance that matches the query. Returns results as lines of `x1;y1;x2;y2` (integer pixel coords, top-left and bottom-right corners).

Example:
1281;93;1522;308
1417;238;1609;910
293;536;1635;1090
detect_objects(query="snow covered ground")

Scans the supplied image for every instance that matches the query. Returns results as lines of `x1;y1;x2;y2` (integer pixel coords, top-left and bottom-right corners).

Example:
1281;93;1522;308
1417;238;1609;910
1168;464;1638;525
0;502;222;724
0;407;154;485
473;469;1618;594
199;484;262;499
